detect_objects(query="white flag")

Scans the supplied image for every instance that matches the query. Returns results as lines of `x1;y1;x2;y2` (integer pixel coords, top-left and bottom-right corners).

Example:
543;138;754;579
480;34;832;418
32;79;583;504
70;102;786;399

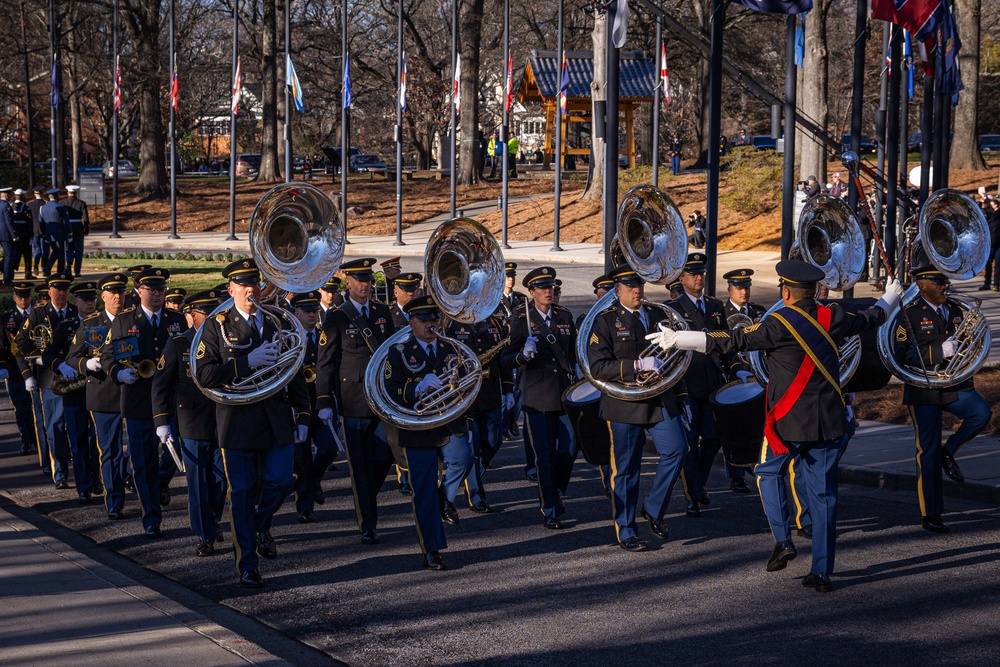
453;55;461;113
231;56;242;114
612;0;630;49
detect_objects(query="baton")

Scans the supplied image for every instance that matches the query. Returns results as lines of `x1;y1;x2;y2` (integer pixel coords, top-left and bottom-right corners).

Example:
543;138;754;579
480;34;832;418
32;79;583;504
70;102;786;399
164;436;185;473
323;417;346;453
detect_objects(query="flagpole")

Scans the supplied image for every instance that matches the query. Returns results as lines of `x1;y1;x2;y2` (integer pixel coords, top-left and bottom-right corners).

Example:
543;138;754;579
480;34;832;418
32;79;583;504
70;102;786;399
20;0;35;191
394;0;404;246
931;27;944;192
898;32;910;227
341;0;350;244
551;0;564;252
651;1;662;188
168;0;179;239
110;0;120;238
449;0;457;218
227;0;238;241
500;0;510;249
49;0;57;189
846;0;867;295
704;0;725;294
604;1;620;274
779;14;796;261
884;28;902;270
919;70;933;207
284;0;291;183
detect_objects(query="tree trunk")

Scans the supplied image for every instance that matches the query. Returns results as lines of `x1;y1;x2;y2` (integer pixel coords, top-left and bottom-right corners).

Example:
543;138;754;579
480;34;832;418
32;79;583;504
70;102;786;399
949;0;986;170
458;0;484;185
692;0;711;168
65;17;82;179
122;0;168;199
581;11;606;202
258;0;282;182
798;3;830;184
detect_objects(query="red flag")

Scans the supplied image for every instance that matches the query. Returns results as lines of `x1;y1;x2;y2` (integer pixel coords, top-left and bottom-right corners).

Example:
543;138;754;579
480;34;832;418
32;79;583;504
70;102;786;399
113;55;121;115
871;0;941;41
558;53;569;114
504;55;513;113
453;55;462;114
232;56;242;115
170;59;179;112
660;42;671;106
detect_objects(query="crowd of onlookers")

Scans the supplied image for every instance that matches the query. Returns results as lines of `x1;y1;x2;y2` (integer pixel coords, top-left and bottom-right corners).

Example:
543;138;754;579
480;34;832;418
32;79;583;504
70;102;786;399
976;187;1000;292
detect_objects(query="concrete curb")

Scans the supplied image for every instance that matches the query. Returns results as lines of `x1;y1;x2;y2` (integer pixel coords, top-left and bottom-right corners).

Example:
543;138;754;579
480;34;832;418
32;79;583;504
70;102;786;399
839;465;1000;506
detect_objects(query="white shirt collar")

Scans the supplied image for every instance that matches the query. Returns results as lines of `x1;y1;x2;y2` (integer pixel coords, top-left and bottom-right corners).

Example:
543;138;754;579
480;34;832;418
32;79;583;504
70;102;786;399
729;299;746;311
534;305;552;321
922;297;948;313
234;305;256;326
140;305;162;323
350;296;370;313
685;292;704;307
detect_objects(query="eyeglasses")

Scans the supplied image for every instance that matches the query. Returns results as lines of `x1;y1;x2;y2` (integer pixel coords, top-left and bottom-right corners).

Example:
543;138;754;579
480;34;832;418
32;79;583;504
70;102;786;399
139;286;165;294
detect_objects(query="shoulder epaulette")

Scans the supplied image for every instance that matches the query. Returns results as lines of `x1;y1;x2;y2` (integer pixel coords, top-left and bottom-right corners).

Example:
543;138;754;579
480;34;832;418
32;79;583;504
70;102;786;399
598;305;617;315
120;306;136;314
552;304;571;314
82;312;103;322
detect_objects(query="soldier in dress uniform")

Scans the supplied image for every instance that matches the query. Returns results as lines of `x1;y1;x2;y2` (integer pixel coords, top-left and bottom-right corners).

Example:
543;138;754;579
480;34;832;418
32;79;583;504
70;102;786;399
383;295;471;571
666;279;684;301
500;261;531;465
11;189;34;280
39;188;69;276
670;253;733;516
579;274;615;497
151;289;227;556
3;282;40;454
68;273;129;519
319;277;344;326
587;264;690;551
894;267;992;533
194;259;310;588
101;268;188;538
501;266;577;529
388;272;422;327
0;187;16;285
61;185;89;278
49;282;97;503
315;257;397;545
123;265;151;309
647;260;902;592
16;274;78;486
27;186;46;277
165;288;187;312
380;257;402;305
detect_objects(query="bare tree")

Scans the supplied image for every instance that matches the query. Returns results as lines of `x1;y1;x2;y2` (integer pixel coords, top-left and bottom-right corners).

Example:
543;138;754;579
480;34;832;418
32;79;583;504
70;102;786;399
798;0;834;184
581;9;605;202
458;0;485;185
950;0;986;170
257;0;281;181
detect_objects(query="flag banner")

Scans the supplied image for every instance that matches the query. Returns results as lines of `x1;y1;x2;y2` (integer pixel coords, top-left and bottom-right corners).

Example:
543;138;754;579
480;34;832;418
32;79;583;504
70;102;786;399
660;42;671;106
453;54;462;113
399;50;407;113
940;0;962;104
343;53;352;109
113;55;120;115
732;0;812;14
558;52;569;114
612;0;630;49
287;54;304;113
794;13;806;67
504;54;513;113
870;0;941;41
904;30;915;99
51;57;59;109
232;56;242;114
171;57;179;112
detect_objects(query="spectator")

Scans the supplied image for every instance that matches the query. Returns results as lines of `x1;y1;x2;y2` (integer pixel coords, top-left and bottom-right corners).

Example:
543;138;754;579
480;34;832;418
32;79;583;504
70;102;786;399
487;132;501;180
508;134;519;178
804;175;821;198
829;172;846;198
735;128;750;147
687;211;706;249
669;132;682;176
984;198;1000;291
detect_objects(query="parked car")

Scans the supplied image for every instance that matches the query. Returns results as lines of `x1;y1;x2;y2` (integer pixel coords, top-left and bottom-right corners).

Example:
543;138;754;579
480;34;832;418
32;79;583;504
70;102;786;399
349;153;388;173
751;135;777;151
292;156;312;174
979;135;1000;152
102;159;138;178
840;134;876;154
322;146;362;174
234;153;261;176
907;132;923;152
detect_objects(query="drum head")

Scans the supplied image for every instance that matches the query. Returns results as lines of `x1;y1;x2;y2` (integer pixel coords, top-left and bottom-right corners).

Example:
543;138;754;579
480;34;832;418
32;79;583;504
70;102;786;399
712;380;763;406
563;379;600;406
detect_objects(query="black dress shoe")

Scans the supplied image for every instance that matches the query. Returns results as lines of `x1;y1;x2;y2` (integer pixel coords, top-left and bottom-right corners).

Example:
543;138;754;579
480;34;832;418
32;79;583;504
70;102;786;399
941;450;965;483
54;480;70;490
298;510;314;523
555;502;566;517
543;517;563;530
802;572;834;592
922;515;950;533
108;508;124;521
978;284;993;291
470;501;493;514
78;493;92;505
686;501;702;518
240;569;264;588
796;526;813;539
766;541;797;572
400;483;413;496
215;525;224;543
422;551;448;571
159;487;171;506
313;489;325;505
145;525;162;539
619;536;649;552
525;472;538;482
19;443;31;455
730;478;751;494
257;531;277;558
641;508;669;540
124;475;135;493
361;529;379;545
442;501;460;525
91;482;104;496
196;540;215;557
699;491;711;505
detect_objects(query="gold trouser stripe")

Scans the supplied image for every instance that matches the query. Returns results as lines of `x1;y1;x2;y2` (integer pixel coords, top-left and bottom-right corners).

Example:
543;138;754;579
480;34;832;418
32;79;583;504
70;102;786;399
124;419;147;520
31;391;45;470
755;437;770;497
607;421;620;541
909;406;928;516
90;412;106;490
789;458;805;530
342;431;365;531
524;416;546;516
35;392;57;480
220;449;242;575
403;448;426;554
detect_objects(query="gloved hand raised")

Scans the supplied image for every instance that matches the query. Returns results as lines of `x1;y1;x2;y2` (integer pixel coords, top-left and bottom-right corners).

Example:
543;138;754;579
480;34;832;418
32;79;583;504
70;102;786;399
58;362;78;381
645;323;677;351
117;368;138;385
416;373;443;396
247;342;279;368
886;278;906;298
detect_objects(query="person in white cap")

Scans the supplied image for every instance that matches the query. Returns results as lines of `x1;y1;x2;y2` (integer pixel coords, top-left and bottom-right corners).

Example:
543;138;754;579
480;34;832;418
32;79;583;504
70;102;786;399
0;187;15;285
11;189;33;279
61;185;89;278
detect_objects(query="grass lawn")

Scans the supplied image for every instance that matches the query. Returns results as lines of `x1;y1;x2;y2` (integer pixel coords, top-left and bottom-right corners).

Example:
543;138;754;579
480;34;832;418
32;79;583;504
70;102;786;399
80;257;235;295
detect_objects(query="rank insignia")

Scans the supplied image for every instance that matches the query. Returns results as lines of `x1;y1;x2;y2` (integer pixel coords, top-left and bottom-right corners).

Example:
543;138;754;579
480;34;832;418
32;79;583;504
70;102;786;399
590;333;599;345
196;341;207;359
157;356;165;371
895;325;907;342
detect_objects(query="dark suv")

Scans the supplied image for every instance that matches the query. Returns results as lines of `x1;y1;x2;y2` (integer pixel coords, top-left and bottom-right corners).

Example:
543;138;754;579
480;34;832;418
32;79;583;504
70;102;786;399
980;135;1000;152
841;134;876;153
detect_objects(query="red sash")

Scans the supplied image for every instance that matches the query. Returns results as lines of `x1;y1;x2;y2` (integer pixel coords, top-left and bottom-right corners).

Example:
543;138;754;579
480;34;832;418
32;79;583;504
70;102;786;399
763;305;836;456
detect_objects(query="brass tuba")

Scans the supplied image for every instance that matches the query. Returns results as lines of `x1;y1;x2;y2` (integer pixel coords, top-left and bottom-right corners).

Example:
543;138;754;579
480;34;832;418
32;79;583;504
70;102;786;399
364;217;504;430
576;184;692;401
190;183;344;404
876;188;992;389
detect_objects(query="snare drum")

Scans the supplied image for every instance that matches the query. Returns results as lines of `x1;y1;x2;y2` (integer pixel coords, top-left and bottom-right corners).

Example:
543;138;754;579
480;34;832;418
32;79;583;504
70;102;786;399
561;379;611;466
709;379;766;467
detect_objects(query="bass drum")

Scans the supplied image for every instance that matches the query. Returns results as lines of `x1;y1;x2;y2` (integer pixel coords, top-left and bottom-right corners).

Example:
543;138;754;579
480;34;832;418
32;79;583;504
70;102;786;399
709;379;766;468
832;297;892;393
561;379;611;467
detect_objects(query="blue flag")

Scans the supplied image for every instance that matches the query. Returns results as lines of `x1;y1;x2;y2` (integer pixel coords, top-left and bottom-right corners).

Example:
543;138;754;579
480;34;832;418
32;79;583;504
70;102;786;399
731;0;812;13
794;13;806;67
343;53;351;109
50;57;58;108
903;30;915;99
286;55;304;113
939;0;963;105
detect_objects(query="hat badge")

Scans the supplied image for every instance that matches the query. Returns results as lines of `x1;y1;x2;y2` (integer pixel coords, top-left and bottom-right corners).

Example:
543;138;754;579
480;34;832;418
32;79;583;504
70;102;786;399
155;269;162;276
243;260;250;268
542;268;549;275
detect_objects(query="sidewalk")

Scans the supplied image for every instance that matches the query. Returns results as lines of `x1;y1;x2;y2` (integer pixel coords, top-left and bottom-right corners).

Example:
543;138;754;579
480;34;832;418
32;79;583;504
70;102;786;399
0;504;296;667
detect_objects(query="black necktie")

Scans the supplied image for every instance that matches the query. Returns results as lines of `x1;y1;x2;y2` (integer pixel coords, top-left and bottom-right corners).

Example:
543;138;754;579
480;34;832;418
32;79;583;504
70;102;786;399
697;299;705;314
151;313;158;329
939;306;948;326
307;331;316;356
741;306;747;316
362;305;369;321
426;343;435;365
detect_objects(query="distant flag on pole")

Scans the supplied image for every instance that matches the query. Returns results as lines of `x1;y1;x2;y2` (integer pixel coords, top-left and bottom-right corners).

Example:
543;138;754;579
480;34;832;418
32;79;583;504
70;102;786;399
113;55;121;115
170;56;179;112
659;42;671;106
904;30;915;99
611;0;630;49
51;56;59;109
794;13;806;67
343;53;352;109
504;54;513;113
399;50;407;113
453;54;462;113
286;54;304;113
558;52;569;114
232;56;242;114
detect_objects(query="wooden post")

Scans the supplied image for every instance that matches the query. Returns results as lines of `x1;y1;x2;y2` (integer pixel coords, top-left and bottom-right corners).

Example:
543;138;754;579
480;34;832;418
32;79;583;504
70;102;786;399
542;103;554;169
625;104;635;168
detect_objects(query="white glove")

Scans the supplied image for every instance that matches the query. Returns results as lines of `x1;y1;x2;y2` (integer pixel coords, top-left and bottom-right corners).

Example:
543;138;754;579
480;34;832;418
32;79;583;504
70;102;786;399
875;279;904;314
846;404;855;424
645;323;678;350
504;392;515;411
635;356;661;373
521;336;538;359
86;358;102;372
246;342;279;368
941;337;958;358
887;278;906;299
736;370;754;383
295;424;309;443
34;356;44;366
117;368;138;385
156;425;173;444
317;407;334;422
0;369;7;380
25;376;36;392
416;373;443;396
58;362;78;380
